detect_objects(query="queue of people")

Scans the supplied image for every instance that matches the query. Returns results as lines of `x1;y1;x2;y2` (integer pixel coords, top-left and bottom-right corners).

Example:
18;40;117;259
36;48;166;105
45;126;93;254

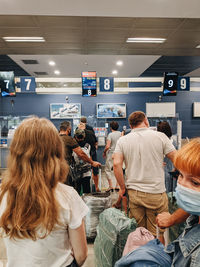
0;112;200;267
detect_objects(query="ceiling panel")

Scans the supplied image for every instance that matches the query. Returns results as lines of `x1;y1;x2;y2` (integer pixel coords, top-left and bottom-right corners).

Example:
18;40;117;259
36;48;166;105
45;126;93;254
37;16;86;28
141;56;200;77
0;15;38;27
0;15;200;77
87;17;135;28
134;18;185;29
0;55;30;76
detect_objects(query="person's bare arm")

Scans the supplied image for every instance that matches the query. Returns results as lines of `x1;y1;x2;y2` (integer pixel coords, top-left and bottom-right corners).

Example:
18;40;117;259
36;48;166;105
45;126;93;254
113;152;125;197
166;150;177;163
156;208;190;228
103;139;111;158
95;142;98;150
73;146;101;168
68;220;88;266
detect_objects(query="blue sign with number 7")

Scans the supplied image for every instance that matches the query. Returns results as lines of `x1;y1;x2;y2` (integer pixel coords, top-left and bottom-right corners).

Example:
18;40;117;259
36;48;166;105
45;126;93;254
20;77;36;92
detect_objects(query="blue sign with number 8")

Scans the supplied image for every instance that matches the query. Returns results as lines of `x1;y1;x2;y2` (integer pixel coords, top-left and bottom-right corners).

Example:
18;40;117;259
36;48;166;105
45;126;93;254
99;77;114;92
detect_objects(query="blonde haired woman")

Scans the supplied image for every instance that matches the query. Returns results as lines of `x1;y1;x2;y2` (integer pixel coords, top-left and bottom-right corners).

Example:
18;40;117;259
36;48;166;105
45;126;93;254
0;117;88;267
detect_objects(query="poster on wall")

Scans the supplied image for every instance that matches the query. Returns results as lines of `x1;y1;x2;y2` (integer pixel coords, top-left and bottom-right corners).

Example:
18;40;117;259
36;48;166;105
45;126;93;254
50;103;81;119
96;103;126;118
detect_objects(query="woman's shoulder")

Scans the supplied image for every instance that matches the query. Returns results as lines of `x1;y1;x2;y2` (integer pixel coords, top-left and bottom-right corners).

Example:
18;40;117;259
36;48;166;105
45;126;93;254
56;183;78;201
55;183;85;209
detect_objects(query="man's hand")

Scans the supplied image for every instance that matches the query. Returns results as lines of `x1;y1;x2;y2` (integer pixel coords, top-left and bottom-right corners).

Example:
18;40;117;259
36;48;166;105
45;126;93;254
156;212;174;228
91;161;101;168
119;187;126;198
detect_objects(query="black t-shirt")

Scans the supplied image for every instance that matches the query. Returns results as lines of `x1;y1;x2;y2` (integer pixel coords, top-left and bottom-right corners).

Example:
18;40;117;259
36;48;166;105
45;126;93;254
84;129;97;155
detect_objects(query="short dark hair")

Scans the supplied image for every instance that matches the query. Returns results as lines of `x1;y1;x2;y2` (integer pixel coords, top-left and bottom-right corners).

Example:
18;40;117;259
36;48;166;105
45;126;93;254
59;121;71;131
110;121;119;130
80;117;87;123
128;111;146;127
157;121;172;138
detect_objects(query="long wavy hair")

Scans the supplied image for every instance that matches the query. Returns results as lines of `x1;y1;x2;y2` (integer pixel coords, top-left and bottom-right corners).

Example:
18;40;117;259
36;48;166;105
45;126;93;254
174;138;200;177
0;117;69;240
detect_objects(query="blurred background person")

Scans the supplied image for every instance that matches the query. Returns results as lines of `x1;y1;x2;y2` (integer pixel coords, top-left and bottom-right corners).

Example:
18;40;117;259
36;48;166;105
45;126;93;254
59;121;100;187
0;117;88;267
78;121;100;192
157;121;177;192
103;121;121;191
73;128;92;195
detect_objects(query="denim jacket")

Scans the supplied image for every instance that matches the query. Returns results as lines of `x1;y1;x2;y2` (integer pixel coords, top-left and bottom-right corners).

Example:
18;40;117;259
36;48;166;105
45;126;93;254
114;239;171;267
165;215;200;267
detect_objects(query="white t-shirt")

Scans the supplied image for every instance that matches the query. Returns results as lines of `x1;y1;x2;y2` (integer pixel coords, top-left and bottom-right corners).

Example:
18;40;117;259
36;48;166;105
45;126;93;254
107;131;121;153
0;183;89;267
114;128;175;193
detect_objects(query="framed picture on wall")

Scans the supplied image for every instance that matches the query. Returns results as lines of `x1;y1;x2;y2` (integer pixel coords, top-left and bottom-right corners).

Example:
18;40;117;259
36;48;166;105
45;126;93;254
96;103;126;118
50;103;81;119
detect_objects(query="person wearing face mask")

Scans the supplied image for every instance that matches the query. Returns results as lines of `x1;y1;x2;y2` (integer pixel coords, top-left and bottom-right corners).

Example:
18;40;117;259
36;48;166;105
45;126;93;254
157;138;200;266
73;128;92;195
59;121;101;186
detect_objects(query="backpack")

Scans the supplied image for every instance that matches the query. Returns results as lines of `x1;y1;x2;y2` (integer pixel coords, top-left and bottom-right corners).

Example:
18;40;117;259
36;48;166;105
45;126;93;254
71;143;91;181
123;227;154;256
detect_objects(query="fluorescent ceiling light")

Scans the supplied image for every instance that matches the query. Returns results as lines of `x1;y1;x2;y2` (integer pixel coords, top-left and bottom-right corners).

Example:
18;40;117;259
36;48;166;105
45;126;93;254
126;38;166;43
54;70;60;75
3;37;45;42
116;60;123;66
112;70;118;75
49;61;56;66
196;45;200;48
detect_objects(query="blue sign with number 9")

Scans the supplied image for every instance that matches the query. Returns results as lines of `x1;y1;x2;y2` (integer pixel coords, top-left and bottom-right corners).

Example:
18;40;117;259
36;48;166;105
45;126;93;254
178;77;190;91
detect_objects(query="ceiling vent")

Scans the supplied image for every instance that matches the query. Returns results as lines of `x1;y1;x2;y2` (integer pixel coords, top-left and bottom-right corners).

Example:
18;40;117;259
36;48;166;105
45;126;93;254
22;59;39;64
34;71;48;75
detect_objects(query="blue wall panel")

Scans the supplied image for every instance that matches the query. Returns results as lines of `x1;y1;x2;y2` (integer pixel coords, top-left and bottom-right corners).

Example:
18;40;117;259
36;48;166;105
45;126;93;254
1;91;200;163
1;92;200;138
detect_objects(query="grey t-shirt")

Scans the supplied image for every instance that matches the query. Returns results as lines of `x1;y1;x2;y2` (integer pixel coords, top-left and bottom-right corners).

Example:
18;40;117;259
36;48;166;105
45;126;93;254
107;130;121;153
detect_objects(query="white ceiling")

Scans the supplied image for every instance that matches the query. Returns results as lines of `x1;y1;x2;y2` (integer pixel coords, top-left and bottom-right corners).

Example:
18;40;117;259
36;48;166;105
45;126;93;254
9;54;160;78
1;0;200;78
1;0;200;18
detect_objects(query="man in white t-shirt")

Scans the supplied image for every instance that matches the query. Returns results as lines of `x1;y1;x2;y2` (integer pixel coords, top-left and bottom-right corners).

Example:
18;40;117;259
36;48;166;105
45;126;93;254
113;111;176;242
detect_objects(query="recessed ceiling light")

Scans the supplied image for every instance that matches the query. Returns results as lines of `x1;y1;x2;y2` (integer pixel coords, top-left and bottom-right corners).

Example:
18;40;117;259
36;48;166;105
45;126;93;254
3;37;45;42
49;61;56;66
112;70;118;75
116;60;123;66
196;45;200;48
54;70;60;75
126;38;166;43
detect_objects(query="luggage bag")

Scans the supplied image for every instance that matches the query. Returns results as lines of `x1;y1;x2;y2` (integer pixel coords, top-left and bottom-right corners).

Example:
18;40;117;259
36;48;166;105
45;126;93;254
94;207;137;267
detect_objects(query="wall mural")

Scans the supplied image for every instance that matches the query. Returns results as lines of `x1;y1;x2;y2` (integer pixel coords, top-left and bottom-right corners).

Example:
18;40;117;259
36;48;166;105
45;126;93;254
50;103;81;119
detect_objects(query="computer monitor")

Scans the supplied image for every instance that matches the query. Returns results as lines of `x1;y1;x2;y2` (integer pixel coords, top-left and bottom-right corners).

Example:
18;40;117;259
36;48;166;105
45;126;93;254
82;71;97;97
0;71;16;97
163;72;178;96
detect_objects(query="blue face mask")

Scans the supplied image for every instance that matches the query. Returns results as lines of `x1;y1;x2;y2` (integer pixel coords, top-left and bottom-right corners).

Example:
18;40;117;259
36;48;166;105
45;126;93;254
175;183;200;216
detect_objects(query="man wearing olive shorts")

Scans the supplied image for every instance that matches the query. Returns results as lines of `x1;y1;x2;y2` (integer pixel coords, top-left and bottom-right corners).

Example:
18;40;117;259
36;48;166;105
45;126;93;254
113;111;176;243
